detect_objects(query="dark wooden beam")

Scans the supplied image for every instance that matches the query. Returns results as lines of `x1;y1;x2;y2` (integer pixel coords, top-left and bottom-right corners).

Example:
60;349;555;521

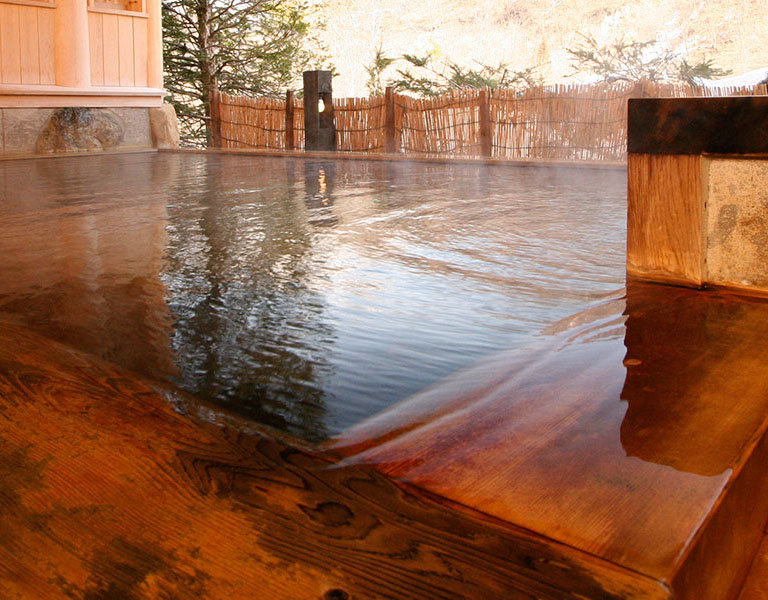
628;97;768;155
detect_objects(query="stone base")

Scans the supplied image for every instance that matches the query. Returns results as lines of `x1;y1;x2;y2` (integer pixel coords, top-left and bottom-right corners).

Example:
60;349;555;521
0;106;178;155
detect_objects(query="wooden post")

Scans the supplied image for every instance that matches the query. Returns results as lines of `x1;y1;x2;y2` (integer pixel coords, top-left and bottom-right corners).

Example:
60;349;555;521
303;71;336;151
54;0;91;87
146;0;164;89
627;96;768;293
479;88;492;158
209;89;223;148
384;87;398;154
285;90;295;151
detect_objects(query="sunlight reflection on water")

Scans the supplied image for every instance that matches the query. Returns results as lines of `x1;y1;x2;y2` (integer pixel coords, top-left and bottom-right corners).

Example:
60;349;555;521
0;153;626;441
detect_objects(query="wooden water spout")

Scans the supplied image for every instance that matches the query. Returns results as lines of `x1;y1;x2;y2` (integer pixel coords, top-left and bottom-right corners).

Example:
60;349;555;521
303;70;336;152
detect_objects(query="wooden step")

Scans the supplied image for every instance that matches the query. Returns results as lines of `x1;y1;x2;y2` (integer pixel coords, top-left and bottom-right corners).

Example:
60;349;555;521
3;281;768;598
330;281;768;600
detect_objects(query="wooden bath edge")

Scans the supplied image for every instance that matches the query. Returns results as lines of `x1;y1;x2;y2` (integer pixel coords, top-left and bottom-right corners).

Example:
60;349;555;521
160;147;629;171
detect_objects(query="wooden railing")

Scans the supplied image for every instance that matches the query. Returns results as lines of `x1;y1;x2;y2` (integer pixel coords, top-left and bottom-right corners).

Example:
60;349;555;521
211;82;768;162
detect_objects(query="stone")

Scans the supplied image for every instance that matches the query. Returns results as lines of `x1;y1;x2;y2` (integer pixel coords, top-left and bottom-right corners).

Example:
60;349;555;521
706;158;768;290
111;108;153;148
34;108;124;154
149;104;180;149
3;109;54;154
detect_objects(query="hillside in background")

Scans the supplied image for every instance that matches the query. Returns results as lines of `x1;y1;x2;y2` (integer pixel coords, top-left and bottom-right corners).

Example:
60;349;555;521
316;0;767;96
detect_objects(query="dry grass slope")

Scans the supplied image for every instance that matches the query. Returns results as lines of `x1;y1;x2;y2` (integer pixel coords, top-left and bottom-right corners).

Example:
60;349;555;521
318;0;768;96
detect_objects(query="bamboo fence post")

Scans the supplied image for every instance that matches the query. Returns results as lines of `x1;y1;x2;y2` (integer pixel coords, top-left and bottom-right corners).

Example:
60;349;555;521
479;88;492;158
285;90;295;151
385;86;398;154
210;89;223;148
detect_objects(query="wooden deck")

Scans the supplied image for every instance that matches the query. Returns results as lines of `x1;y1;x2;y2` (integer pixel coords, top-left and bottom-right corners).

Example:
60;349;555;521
3;280;768;598
0;314;662;600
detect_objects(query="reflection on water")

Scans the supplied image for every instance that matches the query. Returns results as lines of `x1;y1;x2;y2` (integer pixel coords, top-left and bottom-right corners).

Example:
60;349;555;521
0;155;176;381
0;153;626;441
621;283;768;476
329;282;768;574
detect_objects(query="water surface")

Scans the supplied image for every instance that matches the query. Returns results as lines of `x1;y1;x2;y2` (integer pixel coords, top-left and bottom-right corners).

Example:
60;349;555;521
0;153;626;440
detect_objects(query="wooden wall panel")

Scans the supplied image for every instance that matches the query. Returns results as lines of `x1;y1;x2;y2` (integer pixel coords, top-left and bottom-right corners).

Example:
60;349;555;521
627;153;705;286
19;6;40;84
88;12;105;86
37;7;55;84
101;13;120;85
89;11;148;87
0;4;55;86
132;17;147;86
0;4;22;84
117;15;134;86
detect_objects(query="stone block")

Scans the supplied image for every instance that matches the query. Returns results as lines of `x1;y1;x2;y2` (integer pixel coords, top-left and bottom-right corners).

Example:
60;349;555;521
2;109;53;154
35;108;123;153
148;104;180;149
706;159;768;290
111;108;153;148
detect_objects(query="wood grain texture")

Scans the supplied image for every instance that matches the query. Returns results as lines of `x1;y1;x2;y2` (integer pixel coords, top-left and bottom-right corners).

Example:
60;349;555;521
132;16;148;86
37;7;55;84
628;97;768;155
627;153;704;285
0;317;668;600
101;13;120;86
117;15;135;86
19;6;40;85
0;4;22;84
330;282;768;599
738;530;768;600
89;12;105;86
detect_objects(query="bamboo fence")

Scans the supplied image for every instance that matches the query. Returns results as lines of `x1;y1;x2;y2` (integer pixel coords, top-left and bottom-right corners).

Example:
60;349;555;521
212;82;768;161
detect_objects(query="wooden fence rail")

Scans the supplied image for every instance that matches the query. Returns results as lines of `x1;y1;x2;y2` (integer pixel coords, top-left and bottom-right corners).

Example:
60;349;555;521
211;82;768;162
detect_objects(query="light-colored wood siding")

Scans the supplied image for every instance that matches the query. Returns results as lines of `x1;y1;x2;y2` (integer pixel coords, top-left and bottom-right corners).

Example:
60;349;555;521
88;11;104;85
88;10;148;87
37;7;55;83
0;2;54;85
0;4;22;84
0;3;56;85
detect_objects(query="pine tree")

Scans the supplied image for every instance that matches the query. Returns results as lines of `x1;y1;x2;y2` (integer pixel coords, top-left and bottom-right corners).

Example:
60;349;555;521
162;0;329;146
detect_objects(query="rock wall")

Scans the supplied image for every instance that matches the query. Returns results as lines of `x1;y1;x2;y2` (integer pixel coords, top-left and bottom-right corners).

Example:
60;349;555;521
0;106;179;155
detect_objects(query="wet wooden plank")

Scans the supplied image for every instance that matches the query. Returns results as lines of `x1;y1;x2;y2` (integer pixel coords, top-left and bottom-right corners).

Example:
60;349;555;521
738;530;768;600
0;317;666;600
331;282;768;599
627;153;705;286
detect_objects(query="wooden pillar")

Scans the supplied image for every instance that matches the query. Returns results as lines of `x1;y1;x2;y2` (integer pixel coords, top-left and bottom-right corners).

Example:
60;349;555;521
303;71;336;152
285;90;295;151
146;0;164;88
479;88;492;157
209;89;222;148
384;86;398;154
479;88;492;158
54;0;91;88
627;96;768;293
